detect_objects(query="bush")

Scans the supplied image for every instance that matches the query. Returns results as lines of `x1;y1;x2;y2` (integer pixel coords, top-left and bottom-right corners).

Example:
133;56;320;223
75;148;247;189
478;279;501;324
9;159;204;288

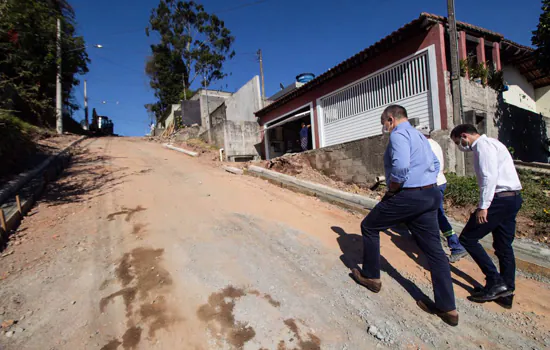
0;112;39;178
445;170;550;227
444;173;479;207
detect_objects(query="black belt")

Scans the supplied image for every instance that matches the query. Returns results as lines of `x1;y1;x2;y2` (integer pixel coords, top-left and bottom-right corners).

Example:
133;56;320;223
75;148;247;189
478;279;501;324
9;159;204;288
495;191;520;198
402;184;437;191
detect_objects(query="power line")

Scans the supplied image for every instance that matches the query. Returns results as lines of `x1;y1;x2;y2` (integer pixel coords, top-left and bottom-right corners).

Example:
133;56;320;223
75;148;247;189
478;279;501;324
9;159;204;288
214;0;269;14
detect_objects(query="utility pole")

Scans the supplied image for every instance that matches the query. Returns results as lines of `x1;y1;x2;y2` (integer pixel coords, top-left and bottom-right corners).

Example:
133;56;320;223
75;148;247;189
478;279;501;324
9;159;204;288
447;0;466;175
257;49;266;107
447;0;462;126
56;18;63;134
84;79;89;130
182;72;187;101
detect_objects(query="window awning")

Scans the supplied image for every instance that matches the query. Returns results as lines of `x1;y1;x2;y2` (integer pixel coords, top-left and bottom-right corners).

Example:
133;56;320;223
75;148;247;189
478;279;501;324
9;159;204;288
263;110;310;131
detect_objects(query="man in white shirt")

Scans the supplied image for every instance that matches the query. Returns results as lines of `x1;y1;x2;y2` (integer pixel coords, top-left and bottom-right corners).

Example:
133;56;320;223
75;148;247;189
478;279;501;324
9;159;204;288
417;127;467;263
450;124;522;306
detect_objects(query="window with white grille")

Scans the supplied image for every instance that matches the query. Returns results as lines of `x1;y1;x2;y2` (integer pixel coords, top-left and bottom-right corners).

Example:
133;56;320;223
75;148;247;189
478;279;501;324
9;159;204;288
322;53;429;125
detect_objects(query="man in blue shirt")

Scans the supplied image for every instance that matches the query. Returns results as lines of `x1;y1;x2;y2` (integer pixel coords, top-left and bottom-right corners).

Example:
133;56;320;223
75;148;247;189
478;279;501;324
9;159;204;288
351;105;458;326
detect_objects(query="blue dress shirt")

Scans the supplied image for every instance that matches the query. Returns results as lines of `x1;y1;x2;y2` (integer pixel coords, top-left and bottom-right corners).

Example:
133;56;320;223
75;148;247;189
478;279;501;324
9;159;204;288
383;121;439;188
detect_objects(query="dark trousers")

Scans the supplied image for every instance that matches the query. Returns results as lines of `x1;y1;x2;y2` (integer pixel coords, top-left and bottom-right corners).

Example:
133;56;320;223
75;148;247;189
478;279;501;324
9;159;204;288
360;187;456;312
459;194;522;291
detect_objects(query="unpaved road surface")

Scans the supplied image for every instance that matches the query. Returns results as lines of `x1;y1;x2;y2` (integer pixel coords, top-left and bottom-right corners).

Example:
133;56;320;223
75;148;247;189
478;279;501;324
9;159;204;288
1;137;549;350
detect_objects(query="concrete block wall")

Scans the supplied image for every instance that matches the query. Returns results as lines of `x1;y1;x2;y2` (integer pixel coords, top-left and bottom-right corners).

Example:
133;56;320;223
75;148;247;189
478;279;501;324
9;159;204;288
302;134;389;185
224;120;261;158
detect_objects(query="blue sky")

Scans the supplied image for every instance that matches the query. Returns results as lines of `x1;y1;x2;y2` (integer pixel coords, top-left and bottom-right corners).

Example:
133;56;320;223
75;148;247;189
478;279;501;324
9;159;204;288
70;0;543;136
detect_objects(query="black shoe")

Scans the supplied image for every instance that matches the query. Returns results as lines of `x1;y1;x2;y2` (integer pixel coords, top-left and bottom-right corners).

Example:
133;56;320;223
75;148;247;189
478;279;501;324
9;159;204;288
495;294;514;309
469;283;512;302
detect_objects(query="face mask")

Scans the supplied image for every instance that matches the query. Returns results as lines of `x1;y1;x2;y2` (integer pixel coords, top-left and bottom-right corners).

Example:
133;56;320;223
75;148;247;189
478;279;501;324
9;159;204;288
382;119;393;134
458;138;472;152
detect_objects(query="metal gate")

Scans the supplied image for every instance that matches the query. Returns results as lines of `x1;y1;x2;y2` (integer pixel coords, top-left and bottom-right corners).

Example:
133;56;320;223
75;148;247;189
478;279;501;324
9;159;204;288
319;50;436;147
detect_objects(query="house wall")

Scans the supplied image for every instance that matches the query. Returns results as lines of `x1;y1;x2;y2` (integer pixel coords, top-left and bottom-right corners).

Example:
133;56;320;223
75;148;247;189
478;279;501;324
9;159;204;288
258;23;449;153
224;120;262;159
535;86;550;117
181;100;201;126
502;65;537;113
190;90;232;131
163;104;181;129
210;103;226;127
226;76;262;122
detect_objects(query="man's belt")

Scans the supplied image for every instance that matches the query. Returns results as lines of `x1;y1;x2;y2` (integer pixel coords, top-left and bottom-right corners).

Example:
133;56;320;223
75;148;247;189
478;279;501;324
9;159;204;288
402;184;437;191
495;191;521;198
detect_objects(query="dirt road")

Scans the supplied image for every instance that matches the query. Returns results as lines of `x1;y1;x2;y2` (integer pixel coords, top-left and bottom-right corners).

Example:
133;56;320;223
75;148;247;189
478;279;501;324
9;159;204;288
1;137;549;350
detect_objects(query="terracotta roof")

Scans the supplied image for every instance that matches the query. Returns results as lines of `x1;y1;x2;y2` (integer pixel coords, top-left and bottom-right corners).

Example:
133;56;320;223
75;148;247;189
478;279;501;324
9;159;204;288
500;40;550;89
255;14;430;117
421;13;503;40
255;13;546;117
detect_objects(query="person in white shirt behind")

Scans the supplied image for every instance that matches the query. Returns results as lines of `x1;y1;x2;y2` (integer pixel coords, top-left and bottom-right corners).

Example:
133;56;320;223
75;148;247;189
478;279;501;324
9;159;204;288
417;126;468;263
450;124;522;308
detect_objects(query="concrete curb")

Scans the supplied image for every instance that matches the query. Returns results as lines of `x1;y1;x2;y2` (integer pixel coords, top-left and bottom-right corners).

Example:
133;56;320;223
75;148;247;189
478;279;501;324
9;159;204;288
0;135;86;205
514;160;550;171
163;143;198;157
246;165;550;279
0;136;86;242
223;166;244;175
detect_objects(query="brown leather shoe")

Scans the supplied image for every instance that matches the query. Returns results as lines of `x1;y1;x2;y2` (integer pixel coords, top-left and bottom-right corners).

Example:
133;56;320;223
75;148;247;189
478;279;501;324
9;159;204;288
417;300;459;327
351;268;382;293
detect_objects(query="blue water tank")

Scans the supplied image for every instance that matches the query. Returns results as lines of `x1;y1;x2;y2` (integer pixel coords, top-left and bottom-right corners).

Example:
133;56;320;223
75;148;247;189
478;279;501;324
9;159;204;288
296;73;315;83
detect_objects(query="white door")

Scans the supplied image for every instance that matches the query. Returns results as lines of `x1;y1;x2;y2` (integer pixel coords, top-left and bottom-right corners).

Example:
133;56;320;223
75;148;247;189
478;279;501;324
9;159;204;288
319;49;437;147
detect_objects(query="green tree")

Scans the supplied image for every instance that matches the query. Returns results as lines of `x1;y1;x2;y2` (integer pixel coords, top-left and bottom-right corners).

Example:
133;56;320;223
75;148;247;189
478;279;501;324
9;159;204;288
533;0;550;73
0;0;89;126
145;0;235;122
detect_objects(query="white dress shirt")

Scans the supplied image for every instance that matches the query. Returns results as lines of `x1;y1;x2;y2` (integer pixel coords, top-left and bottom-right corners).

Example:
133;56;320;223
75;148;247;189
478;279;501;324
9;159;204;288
471;135;522;209
427;139;447;186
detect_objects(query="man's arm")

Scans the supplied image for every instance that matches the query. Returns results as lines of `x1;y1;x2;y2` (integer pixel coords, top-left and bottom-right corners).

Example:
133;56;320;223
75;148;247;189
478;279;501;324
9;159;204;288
475;142;498;223
387;132;410;193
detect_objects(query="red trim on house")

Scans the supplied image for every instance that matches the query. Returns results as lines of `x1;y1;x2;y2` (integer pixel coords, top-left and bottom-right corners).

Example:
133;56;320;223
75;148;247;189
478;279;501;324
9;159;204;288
477;37;486;65
492;42;501;70
312;101;320;148
458;31;467;60
434;23;448;130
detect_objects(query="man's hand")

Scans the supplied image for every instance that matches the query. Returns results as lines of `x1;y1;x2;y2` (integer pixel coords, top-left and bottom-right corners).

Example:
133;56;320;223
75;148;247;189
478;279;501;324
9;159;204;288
381;191;395;202
476;209;488;224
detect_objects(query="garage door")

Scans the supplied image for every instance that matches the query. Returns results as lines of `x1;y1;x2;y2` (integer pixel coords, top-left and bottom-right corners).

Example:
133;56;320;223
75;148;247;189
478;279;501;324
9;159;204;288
319;50;436;147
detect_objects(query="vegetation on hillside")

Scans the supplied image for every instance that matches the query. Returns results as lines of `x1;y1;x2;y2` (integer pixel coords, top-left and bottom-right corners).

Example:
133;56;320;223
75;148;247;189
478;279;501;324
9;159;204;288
0;0;89;127
446;171;550;236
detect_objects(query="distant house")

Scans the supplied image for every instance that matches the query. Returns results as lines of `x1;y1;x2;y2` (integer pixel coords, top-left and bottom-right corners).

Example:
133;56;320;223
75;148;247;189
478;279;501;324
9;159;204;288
255;12;550;162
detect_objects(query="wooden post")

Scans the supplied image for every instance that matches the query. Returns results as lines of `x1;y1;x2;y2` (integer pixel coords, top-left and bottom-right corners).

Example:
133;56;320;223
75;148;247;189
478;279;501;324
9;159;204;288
15;195;22;215
0;208;6;232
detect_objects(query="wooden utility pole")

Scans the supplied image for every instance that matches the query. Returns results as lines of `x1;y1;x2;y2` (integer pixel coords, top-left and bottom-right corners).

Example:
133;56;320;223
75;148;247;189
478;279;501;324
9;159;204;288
84;79;89;129
257;49;266;106
447;0;466;175
55;18;63;134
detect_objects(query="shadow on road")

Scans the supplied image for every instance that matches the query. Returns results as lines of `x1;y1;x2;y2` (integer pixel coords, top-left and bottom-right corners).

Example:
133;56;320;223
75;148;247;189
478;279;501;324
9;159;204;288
332;224;482;303
332;226;431;303
42;149;150;207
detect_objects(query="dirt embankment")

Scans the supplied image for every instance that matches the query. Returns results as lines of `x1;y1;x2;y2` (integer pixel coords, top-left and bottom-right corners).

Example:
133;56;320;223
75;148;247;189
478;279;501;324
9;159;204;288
254;153;550;245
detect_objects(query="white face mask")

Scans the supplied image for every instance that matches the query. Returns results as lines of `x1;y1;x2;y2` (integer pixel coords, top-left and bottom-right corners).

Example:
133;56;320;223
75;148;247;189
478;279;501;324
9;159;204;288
382;125;389;134
458;138;472;152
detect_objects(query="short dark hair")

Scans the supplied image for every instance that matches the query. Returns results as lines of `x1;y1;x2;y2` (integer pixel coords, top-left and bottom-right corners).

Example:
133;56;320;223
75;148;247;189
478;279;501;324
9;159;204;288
450;124;479;138
381;105;408;122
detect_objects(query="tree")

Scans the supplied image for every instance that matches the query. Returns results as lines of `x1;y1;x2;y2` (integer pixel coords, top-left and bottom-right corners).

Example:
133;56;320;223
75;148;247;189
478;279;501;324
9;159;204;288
533;0;550;73
0;0;89;126
145;0;235;122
